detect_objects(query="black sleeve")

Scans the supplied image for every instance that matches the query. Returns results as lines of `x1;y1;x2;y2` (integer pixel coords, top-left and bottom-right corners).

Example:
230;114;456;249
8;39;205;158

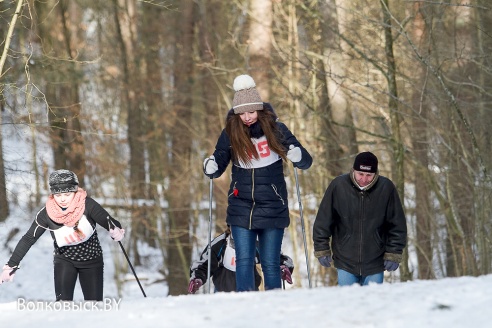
278;122;313;170
205;130;232;179
85;197;122;230
7;211;48;267
313;183;335;257
384;183;408;255
190;236;224;283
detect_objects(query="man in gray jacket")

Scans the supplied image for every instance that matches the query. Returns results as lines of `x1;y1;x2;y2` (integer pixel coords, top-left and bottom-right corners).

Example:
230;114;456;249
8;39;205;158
313;152;407;286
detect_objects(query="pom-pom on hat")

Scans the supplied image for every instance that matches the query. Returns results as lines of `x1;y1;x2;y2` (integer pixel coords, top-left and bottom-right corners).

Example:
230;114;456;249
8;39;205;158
49;169;79;194
353;152;378;173
232;75;263;114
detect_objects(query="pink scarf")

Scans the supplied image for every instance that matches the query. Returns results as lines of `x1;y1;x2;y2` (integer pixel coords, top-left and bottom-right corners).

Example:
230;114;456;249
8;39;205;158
46;189;87;227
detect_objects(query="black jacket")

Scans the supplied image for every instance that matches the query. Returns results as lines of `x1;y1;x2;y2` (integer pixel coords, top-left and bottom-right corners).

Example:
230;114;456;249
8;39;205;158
7;197;121;267
190;232;295;292
190;232;261;292
313;172;407;276
206;105;312;229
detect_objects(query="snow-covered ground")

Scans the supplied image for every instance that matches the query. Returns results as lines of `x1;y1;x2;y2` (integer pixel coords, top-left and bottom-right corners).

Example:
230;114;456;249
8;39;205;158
1;266;491;327
0;208;490;327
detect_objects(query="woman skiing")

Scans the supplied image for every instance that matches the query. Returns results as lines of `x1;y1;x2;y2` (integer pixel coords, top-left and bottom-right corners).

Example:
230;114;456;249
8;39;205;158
0;169;125;301
203;74;312;291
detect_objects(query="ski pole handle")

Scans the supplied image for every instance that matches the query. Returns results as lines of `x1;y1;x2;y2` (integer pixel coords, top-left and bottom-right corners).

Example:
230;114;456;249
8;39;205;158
10;266;19;276
294;166;312;289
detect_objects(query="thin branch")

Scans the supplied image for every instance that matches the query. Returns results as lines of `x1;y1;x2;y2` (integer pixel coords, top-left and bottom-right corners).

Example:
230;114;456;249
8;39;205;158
0;0;25;78
405;1;489;10
387;4;490;183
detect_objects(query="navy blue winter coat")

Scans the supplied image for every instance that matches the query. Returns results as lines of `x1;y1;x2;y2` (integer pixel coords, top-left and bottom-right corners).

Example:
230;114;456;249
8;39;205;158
205;106;312;230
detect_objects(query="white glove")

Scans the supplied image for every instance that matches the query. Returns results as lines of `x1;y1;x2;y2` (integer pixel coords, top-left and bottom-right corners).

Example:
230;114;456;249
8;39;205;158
109;227;125;242
1;265;16;284
203;155;218;175
287;145;302;163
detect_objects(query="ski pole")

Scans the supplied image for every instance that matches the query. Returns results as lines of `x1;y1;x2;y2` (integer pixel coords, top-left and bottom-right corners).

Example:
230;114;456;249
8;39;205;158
207;178;213;294
294;167;312;288
108;217;147;297
118;240;147;297
10;266;19;276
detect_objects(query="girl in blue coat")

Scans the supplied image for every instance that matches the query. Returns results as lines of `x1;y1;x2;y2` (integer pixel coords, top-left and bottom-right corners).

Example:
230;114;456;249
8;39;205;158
203;75;312;291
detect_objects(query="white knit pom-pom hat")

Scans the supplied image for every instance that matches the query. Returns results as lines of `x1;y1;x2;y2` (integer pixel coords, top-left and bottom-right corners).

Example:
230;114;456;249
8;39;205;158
232;75;263;114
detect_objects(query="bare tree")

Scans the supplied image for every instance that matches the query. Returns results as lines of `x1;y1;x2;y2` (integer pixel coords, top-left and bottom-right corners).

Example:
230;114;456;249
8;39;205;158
0;0;24;220
249;0;272;97
142;0;166;248
112;0;149;265
407;1;435;280
31;1;87;182
380;0;410;281
195;0;230;231
2;0;492;292
166;0;196;296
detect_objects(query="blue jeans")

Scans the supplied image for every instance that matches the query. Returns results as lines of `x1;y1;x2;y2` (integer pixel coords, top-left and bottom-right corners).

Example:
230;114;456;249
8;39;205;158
231;225;284;291
337;268;384;286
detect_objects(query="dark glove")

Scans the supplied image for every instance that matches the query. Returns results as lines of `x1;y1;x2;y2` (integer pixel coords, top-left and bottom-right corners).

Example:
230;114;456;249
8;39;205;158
280;254;295;274
187;278;203;294
280;265;293;284
318;255;332;268
384;260;399;271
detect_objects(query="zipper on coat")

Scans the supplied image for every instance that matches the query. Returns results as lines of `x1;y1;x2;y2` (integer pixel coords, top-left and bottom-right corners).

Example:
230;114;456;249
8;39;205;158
249;169;255;229
228;181;238;197
271;184;285;205
359;191;364;276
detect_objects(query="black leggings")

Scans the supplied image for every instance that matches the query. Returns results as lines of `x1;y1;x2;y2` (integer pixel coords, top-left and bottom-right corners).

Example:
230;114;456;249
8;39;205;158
53;256;104;301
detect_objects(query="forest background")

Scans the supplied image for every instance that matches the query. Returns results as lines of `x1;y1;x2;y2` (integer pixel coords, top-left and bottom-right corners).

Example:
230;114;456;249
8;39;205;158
1;0;491;296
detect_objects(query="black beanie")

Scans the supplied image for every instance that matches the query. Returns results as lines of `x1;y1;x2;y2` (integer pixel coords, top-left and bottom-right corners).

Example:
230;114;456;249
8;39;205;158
49;169;79;194
353;152;378;173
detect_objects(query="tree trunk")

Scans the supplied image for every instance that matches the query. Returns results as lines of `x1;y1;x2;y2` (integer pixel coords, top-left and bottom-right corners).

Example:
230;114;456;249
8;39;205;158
474;0;492;275
196;0;229;230
113;0;147;264
409;2;434;279
0;112;8;221
249;0;272;98
167;0;195;296
141;1;166;248
31;1;86;183
381;0;410;281
320;0;356;175
0;0;23;220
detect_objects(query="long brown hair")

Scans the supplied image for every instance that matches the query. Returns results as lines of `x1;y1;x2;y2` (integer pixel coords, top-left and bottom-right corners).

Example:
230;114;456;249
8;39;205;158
225;109;287;166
